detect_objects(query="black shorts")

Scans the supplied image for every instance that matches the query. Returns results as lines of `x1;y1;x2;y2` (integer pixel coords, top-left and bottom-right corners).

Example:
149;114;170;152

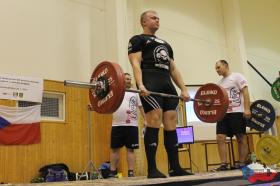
216;112;246;137
110;126;139;149
141;69;179;113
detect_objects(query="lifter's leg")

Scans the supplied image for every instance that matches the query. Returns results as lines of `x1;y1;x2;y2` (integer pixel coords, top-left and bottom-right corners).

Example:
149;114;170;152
236;133;248;166
217;134;228;164
211;134;229;171
110;148;120;176
144;109;166;178
126;148;135;177
163;110;192;176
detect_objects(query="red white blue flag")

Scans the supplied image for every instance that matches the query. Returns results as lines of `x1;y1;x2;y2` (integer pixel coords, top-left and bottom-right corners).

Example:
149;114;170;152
0;105;41;145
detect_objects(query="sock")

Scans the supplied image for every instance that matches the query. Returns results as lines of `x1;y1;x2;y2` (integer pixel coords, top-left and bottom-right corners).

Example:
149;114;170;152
144;127;159;173
164;130;180;171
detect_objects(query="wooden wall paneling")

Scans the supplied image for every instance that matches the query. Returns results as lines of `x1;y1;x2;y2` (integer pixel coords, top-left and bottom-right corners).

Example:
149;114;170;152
118;148;128;176
92;112;112;169
187;143;201;172
276;116;280;140
135;124;147;176
229;140;238;164
246;134;255;153
0;100;16;106
155;128;169;175
178;145;191;170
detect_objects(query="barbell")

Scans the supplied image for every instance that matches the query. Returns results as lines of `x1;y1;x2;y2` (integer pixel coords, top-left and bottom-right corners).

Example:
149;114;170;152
64;61;276;129
65;61;229;123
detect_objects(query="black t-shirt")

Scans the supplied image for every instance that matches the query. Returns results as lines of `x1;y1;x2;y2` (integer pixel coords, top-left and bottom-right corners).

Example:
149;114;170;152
128;34;173;71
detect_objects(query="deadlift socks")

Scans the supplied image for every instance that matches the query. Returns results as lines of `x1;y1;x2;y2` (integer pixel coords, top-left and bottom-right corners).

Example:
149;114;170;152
164;130;192;176
164;130;180;171
144;127;166;178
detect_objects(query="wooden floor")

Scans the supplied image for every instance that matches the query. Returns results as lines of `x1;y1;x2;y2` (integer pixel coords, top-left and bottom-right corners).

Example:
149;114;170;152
6;170;252;186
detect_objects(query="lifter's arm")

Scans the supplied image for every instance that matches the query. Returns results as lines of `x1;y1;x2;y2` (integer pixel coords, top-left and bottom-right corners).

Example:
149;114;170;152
128;52;149;96
242;86;251;119
170;60;190;101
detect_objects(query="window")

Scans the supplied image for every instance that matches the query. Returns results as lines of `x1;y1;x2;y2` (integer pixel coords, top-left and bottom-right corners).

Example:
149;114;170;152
176;101;185;127
185;85;201;123
18;91;65;122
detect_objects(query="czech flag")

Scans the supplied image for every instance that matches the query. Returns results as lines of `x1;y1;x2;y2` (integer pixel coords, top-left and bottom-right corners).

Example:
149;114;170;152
0;105;41;145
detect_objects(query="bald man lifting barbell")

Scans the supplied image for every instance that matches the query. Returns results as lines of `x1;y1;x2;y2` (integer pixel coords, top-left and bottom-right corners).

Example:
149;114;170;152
128;10;195;178
65;10;230;178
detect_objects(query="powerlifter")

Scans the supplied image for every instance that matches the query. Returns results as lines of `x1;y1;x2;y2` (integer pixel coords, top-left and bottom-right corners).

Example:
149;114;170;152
128;10;192;178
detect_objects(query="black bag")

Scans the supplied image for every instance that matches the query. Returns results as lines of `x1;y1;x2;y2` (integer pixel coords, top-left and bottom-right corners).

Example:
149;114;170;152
39;163;70;182
45;169;68;182
99;162;111;178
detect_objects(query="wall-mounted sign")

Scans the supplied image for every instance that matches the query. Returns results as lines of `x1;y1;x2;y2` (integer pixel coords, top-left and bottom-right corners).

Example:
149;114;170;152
0;74;43;103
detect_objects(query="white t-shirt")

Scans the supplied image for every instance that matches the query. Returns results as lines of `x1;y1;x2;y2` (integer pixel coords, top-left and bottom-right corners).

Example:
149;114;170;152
217;72;248;113
112;91;142;127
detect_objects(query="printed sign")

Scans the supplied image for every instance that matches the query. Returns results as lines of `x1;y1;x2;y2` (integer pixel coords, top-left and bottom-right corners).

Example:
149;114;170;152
0;74;43;103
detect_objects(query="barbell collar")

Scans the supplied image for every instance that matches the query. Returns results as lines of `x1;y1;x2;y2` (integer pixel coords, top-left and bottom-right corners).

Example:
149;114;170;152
253;113;264;118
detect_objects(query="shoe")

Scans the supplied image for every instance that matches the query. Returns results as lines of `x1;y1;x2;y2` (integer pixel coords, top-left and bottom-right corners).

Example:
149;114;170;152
148;169;167;178
231;162;246;170
211;164;229;172
107;170;117;178
169;168;193;177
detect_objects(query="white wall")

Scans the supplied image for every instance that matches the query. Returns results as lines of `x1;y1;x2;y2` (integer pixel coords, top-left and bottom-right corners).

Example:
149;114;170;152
0;0;107;82
239;0;280;110
1;0;278;91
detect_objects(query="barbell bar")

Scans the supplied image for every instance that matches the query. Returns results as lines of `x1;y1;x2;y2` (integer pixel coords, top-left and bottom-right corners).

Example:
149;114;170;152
64;80;211;105
126;89;211;104
64;80;101;89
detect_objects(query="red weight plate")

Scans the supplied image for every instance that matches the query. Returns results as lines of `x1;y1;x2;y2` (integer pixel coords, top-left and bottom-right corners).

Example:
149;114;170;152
89;61;125;114
193;83;229;123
